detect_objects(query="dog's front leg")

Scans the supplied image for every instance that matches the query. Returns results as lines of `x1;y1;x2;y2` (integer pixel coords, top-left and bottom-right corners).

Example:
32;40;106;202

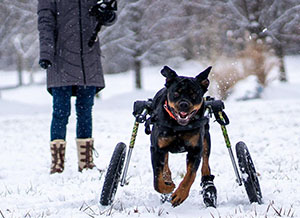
200;125;217;207
201;128;211;177
171;152;200;207
151;147;175;194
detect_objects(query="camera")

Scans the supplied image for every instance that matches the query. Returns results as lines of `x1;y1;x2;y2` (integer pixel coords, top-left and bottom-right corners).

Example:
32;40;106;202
88;0;118;47
89;0;117;21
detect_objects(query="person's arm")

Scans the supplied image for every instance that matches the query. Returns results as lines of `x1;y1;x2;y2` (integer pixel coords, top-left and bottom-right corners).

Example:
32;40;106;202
37;0;57;69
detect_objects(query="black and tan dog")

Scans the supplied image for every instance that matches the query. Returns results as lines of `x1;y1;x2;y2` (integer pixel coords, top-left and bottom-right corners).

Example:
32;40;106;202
149;66;217;207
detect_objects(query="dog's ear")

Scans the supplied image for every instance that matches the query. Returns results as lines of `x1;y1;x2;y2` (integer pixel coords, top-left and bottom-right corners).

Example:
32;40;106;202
161;66;178;87
196;66;212;91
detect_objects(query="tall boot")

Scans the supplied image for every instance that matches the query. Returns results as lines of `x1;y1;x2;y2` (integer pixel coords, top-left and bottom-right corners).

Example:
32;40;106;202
76;138;97;172
50;139;66;174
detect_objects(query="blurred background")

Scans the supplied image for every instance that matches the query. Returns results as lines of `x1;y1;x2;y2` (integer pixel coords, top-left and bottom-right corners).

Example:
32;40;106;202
0;0;299;99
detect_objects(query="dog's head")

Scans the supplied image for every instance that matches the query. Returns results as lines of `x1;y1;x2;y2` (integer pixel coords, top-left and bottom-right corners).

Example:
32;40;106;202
161;66;211;126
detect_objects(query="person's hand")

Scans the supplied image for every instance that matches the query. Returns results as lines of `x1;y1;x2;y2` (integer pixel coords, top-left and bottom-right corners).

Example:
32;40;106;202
39;59;52;69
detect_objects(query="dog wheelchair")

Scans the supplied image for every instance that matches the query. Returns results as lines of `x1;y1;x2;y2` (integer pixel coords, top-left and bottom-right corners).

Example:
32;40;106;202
99;97;262;206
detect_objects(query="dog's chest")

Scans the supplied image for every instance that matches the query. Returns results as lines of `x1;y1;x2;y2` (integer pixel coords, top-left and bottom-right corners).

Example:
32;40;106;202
157;131;202;153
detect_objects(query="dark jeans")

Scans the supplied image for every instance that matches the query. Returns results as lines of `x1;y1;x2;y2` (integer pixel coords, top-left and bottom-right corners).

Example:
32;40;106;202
50;86;96;141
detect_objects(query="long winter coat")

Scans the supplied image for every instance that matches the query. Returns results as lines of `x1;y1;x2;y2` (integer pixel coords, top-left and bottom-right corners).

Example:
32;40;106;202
38;0;105;94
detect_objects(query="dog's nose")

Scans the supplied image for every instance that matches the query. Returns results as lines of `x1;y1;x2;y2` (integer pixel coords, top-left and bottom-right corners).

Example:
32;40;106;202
179;101;189;111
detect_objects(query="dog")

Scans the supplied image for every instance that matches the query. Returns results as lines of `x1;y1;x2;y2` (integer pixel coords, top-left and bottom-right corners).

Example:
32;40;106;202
149;66;217;207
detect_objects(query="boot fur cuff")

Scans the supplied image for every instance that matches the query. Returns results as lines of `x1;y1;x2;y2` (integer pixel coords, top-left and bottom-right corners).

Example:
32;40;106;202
51;139;66;144
76;138;94;143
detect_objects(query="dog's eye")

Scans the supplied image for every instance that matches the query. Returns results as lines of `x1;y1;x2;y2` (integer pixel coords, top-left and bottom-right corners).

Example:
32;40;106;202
191;93;198;100
173;92;180;98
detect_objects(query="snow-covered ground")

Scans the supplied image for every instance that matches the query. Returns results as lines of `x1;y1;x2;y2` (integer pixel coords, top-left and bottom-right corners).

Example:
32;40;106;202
0;56;299;218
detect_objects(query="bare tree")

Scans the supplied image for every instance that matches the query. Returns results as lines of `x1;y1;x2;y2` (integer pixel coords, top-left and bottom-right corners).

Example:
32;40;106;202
0;0;39;85
212;0;300;82
100;0;189;89
1;0;299;90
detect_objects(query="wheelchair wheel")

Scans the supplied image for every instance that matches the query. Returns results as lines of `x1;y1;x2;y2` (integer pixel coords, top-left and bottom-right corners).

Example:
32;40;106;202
100;142;127;206
236;141;262;204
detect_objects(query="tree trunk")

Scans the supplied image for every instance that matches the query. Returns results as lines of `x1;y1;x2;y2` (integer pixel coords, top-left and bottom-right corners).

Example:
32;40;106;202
275;44;287;82
182;37;195;60
17;53;23;86
134;59;142;89
29;72;34;85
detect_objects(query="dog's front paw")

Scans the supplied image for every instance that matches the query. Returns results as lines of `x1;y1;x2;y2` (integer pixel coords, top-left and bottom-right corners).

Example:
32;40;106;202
171;187;189;207
156;179;176;194
155;171;176;194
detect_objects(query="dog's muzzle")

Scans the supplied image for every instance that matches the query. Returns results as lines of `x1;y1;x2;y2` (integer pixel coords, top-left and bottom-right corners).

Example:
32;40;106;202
173;109;198;126
164;100;198;126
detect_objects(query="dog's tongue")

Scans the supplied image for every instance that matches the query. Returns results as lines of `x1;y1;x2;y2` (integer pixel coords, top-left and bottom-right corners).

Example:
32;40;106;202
179;111;188;118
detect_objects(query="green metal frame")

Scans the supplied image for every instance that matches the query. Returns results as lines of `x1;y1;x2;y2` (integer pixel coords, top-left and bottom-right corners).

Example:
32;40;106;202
120;120;141;186
129;121;139;148
217;111;242;186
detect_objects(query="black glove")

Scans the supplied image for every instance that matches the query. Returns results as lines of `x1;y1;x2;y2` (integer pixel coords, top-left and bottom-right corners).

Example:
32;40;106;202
39;59;52;70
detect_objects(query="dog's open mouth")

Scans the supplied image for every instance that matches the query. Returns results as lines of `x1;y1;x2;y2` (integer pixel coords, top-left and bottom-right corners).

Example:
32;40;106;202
174;110;197;126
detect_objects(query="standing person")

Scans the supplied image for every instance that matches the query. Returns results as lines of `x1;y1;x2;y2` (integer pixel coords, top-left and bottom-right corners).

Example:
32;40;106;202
37;0;117;174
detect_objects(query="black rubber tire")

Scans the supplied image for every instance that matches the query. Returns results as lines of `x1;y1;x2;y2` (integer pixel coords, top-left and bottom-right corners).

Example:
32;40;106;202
100;142;127;206
236;141;263;204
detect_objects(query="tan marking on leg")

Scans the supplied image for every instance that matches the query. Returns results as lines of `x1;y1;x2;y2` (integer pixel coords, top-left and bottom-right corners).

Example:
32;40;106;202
163;153;174;185
171;161;196;206
201;138;211;177
155;153;175;194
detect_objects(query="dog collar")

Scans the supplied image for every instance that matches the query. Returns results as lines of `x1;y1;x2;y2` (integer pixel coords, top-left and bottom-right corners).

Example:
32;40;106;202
163;100;177;120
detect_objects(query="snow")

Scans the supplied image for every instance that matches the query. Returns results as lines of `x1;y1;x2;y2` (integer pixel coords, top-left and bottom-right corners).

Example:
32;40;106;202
0;56;300;217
